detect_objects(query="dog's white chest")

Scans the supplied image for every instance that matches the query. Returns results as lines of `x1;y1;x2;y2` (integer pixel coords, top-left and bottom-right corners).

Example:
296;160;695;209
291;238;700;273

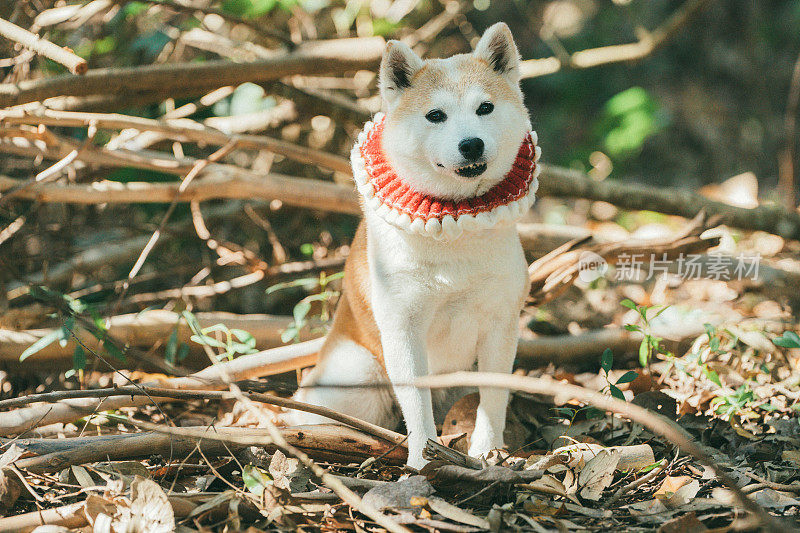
366;212;529;373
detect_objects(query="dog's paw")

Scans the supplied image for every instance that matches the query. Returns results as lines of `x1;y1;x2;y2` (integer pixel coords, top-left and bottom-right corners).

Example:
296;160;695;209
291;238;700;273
405;454;429;471
467;433;504;460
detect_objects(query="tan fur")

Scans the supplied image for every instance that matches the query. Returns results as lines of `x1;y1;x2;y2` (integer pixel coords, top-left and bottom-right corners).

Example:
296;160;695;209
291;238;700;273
321;220;384;367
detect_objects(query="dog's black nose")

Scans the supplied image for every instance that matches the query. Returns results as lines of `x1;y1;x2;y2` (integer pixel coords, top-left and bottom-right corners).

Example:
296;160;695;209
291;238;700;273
458;137;484;161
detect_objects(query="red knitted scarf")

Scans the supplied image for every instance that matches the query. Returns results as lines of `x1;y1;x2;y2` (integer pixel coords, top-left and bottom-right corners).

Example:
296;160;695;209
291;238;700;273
351;113;540;239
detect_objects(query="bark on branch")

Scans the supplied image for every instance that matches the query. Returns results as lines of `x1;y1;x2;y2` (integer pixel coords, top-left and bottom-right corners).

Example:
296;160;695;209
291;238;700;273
0;37;385;108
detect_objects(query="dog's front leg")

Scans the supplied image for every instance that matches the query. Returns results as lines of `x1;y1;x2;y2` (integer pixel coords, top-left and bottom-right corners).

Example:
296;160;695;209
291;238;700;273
379;323;436;469
469;322;518;458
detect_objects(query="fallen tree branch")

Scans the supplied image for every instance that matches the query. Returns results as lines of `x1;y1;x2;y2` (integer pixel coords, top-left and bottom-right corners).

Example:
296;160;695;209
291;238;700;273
0;338;324;435
6;202;244;300
0;310;296;362
537;164;800;240
0;169;360;213
0;17;87;75
6;424;406;473
3;153;799;240
0;108;352;173
415;371;783;532
0;37;384;108
1;309;702;368
0;501;86;531
0;386;406;447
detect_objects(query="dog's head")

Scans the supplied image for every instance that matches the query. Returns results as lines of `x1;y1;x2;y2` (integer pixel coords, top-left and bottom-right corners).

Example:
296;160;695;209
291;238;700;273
379;23;530;201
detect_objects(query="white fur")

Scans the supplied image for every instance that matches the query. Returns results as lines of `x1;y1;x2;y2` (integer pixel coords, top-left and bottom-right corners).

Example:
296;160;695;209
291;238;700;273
293;23;534;469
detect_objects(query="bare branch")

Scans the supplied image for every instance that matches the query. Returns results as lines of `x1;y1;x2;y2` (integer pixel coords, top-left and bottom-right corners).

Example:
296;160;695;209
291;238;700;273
0;17;87;75
0;37;385;108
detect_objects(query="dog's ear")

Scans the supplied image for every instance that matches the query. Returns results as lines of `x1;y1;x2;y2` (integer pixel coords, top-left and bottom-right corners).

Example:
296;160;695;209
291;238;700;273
379;40;423;106
474;22;520;84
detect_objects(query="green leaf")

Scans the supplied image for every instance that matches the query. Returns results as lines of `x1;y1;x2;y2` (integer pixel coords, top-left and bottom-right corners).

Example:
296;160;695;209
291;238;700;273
620;299;637;310
165;329;179;364
623;324;641;332
103;340;126;362
242;465;272;496
552;407;576;419
20;330;63;361
190;334;227;349
182;311;202;337
651;306;669;320
705;368;722;387
639;459;665;473
201;324;230;334
600;348;613;373
231;329;257;351
616;370;638;385
639;339;649;367
583;407;605;419
293;300;312;325
281;326;299;344
774;331;800;349
176;344;190;362
609;384;625;401
265;276;319;295
73;345;86;371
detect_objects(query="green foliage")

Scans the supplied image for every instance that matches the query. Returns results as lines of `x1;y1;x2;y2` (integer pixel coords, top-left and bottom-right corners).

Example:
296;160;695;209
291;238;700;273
596;87;663;159
773;331;800;349
221;0;298;18
213;83;277;117
621;299;668;367
710;384;757;418
165;328;190;365
553;348;638;426
22;287;125;376
183;311;257;361
266;271;344;343
599;348;638;401
242;464;273;496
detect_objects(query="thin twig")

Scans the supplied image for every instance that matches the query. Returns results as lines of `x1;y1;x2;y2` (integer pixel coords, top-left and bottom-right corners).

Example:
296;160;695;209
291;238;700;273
0;17;87;74
113;140;237;314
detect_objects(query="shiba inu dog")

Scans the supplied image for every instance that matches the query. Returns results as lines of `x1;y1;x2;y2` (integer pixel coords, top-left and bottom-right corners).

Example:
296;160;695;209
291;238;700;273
292;23;540;468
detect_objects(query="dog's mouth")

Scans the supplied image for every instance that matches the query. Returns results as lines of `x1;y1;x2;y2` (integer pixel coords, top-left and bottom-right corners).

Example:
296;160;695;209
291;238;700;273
454;161;487;178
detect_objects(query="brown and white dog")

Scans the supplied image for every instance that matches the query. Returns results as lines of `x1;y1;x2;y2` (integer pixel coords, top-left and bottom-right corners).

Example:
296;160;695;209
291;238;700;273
292;23;540;468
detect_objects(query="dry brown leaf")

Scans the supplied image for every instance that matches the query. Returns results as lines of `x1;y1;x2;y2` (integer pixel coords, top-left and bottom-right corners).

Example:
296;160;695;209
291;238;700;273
85;477;174;533
655;475;694;498
269;450;311;493
577;449;619;501
0;445;24;510
519;474;568;497
427;496;490;529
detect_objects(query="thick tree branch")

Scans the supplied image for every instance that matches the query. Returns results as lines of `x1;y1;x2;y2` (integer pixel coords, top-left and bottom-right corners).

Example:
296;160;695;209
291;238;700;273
0;37;384;108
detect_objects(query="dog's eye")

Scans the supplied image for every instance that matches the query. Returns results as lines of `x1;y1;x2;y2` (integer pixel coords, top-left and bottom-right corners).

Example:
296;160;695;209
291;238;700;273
425;109;447;123
476;102;494;116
